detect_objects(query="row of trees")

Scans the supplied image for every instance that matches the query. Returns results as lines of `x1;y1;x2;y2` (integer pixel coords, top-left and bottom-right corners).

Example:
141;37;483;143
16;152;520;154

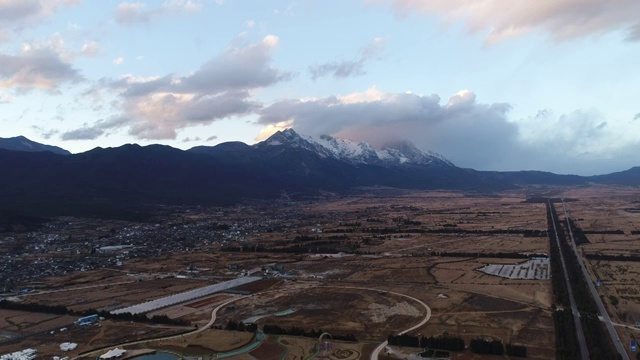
566;218;590;245
387;334;465;351
0;299;190;326
262;324;356;341
387;334;526;357
469;339;527;357
582;230;624;235
585;253;640;262
546;202;622;359
357;227;547;236
221;244;353;254
552;309;579;359
469;338;505;355
432;251;546;259
224;320;258;332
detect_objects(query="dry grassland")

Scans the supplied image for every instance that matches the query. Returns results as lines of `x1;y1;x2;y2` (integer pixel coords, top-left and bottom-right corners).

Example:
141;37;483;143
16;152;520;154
10;187;640;359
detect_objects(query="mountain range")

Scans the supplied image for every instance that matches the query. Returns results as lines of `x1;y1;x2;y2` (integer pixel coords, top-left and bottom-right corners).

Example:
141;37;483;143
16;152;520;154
0;130;638;219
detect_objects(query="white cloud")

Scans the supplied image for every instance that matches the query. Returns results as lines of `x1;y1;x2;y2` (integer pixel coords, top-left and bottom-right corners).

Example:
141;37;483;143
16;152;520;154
245;19;255;29
0;93;13;103
113;57;125;65
67;21;80;30
80;41;99;57
114;2;147;24
0;35;83;91
309;37;387;80
60;115;130;140
374;0;640;43
114;0;202;25
0;0;80;40
256;87;640;175
31;125;59;139
70;35;292;140
255;120;293;142
181;136;201;142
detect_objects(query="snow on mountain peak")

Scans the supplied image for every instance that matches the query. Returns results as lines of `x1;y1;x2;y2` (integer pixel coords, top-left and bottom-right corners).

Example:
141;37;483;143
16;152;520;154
259;129;454;167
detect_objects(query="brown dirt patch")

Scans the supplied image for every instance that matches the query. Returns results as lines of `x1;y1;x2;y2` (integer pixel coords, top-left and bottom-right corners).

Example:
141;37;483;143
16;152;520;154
250;338;284;360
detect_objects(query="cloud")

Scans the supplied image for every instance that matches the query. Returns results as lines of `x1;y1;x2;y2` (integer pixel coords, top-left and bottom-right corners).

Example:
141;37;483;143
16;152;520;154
31;125;59;139
115;1;201;25
0;0;80;41
74;35;291;140
374;0;640;44
309;37;386;80
634;113;640;120
81;41;100;57
245;20;255;29
0;32;100;92
255;120;293;142
122;91;261;139
180;35;292;93
274;2;296;17
257;87;640;175
60;115;130;140
206;135;217;141
0;94;12;103
60;127;104;140
0;43;82;91
258;88;515;169
113;57;125;65
181;136;201;142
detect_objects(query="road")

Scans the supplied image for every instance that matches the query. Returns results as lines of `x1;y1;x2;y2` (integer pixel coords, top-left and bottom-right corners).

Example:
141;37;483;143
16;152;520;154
73;295;247;359
362;288;432;360
548;201;590;360
562;201;630;360
608;319;640;332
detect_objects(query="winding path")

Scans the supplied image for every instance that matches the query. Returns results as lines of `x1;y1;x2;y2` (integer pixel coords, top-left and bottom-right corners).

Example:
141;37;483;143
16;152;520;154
318;286;431;360
73;295;248;359
75;285;430;360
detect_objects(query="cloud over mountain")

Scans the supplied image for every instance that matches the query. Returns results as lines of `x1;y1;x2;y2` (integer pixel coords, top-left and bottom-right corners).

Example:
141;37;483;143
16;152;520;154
258;86;640;175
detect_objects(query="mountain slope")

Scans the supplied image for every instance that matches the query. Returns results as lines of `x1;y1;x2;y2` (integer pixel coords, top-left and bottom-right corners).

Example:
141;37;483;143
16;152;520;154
254;129;454;167
589;166;640;185
0;136;70;155
0;130;639;219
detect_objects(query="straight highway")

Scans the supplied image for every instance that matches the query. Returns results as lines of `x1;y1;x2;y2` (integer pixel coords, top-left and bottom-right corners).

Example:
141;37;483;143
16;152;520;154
548;200;589;360
562;200;629;360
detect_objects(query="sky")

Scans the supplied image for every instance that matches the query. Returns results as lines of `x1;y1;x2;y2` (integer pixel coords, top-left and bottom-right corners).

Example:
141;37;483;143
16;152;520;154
1;0;639;175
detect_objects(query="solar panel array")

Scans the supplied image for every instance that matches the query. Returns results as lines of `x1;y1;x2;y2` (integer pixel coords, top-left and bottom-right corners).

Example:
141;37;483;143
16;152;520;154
111;276;261;315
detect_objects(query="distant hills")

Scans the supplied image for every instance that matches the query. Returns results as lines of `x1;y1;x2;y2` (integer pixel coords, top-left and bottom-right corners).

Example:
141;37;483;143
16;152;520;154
0;130;638;219
0;136;70;155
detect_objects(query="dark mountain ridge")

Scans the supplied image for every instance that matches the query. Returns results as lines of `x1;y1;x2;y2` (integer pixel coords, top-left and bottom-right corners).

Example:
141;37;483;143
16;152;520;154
0;129;637;219
0;135;70;155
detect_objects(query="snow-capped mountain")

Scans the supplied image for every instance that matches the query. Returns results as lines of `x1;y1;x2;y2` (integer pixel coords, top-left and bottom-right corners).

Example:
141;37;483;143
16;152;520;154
256;128;453;167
